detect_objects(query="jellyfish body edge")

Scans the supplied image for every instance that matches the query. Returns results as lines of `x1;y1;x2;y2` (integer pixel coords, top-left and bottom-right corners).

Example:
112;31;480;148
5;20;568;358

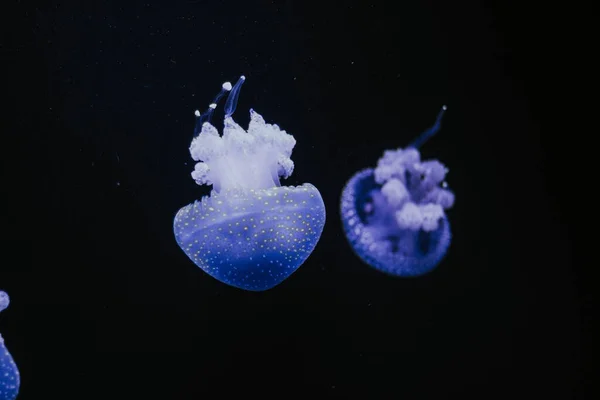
174;183;326;291
0;292;20;400
340;168;452;277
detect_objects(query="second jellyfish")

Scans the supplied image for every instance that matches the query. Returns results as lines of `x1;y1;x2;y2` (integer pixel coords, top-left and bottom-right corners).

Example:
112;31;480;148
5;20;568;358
0;291;20;400
340;106;455;277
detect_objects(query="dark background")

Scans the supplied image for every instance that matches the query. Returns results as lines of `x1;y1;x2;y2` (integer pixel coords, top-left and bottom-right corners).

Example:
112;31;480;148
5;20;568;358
1;0;588;398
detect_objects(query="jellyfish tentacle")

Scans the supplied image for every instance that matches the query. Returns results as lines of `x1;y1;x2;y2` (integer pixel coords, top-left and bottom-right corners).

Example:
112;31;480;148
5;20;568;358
189;77;296;193
193;81;233;136
408;105;447;149
224;75;246;118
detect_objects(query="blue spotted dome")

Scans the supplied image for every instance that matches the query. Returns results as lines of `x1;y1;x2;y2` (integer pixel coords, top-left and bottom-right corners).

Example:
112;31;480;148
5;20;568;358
175;184;324;291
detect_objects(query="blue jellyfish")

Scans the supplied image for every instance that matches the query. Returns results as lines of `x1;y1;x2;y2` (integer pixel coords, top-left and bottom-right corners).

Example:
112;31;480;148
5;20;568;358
0;291;20;400
340;106;455;277
174;76;326;291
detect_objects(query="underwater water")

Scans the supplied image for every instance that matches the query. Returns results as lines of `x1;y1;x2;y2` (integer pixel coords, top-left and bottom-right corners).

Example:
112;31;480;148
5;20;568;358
4;1;583;399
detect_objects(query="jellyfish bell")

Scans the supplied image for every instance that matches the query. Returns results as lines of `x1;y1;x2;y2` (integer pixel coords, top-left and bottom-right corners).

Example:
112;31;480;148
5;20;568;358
0;291;20;400
174;76;326;291
340;106;455;277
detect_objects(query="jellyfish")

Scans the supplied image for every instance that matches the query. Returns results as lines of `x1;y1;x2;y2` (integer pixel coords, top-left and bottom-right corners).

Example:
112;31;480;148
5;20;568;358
340;106;455;277
0;291;20;400
174;76;326;291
